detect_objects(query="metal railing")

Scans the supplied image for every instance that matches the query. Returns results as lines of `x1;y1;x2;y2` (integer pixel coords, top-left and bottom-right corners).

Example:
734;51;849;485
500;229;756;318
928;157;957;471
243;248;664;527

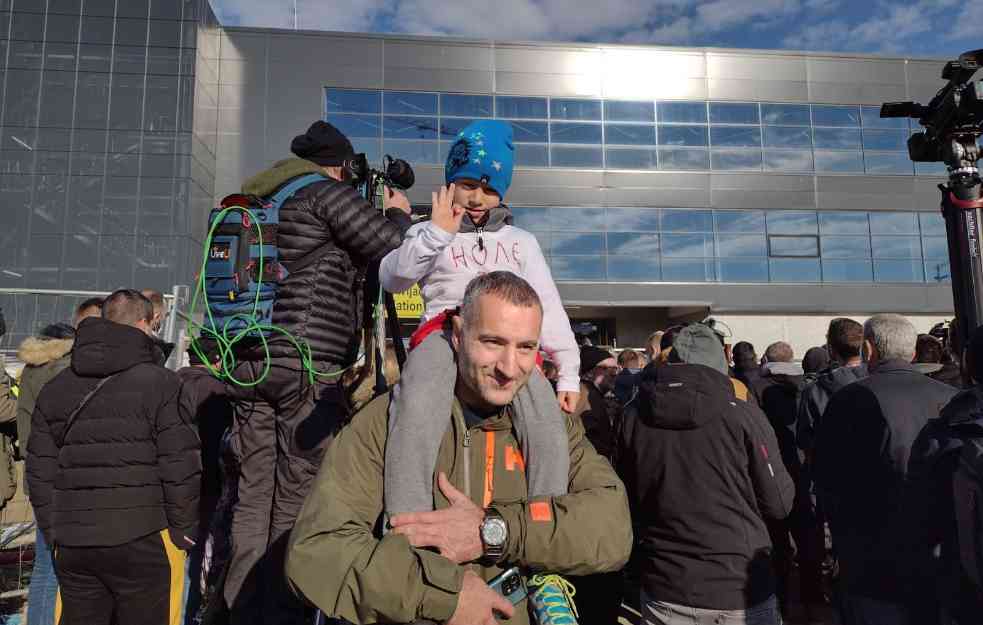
1;287;189;371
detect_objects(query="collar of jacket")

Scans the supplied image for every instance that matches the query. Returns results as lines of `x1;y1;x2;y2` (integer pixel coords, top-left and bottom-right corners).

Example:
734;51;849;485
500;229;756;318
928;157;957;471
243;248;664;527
761;361;804;377
453;396;512;432
240;157;326;197
71;317;164;377
17;336;73;366
460;205;513;234
869;359;918;374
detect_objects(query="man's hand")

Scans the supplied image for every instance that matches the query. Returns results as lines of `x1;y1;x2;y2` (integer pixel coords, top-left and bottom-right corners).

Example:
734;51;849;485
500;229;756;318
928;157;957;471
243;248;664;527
557;391;579;414
431;184;465;235
448;570;515;625
390;472;484;564
383;186;411;215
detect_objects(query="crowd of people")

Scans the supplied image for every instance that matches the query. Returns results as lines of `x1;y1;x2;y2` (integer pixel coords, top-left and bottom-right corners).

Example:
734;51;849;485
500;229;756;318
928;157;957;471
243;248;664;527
1;116;982;625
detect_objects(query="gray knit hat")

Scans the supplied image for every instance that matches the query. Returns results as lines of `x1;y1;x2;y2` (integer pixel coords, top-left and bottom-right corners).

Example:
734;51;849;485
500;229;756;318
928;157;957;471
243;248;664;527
672;324;729;375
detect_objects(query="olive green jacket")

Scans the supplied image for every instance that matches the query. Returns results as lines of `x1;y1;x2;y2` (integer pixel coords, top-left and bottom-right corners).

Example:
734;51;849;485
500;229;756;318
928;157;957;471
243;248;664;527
286;393;633;624
0;359;19;507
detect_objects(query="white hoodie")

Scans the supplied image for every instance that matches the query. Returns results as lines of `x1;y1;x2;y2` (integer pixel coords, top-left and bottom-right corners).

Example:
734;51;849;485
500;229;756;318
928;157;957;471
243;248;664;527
379;220;581;393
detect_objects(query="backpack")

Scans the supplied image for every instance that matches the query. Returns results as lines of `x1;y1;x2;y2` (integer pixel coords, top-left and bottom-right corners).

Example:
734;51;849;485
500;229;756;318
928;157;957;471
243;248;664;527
202;173;327;338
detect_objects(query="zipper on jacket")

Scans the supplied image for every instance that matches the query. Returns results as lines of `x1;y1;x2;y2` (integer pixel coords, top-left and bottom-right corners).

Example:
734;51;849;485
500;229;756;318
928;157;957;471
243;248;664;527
455;407;472;499
475;224;484;251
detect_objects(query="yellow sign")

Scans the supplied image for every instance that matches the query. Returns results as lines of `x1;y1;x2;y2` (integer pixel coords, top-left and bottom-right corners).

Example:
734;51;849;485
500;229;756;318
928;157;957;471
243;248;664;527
393;284;424;319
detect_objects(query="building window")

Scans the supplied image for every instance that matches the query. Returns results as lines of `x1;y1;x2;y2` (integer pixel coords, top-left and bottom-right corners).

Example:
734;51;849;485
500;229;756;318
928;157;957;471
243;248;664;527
324;88;923;175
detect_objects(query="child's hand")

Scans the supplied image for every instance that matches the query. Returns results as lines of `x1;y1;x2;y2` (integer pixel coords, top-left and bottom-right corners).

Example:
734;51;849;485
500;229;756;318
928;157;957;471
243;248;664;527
431;184;465;235
558;391;579;414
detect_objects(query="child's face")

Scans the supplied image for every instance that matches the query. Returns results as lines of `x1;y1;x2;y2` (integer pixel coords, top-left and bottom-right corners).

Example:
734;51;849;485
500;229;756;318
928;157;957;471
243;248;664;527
452;178;501;223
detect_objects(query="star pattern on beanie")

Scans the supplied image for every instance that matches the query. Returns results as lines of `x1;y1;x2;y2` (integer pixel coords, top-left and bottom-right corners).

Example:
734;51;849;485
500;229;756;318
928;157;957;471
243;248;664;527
445;120;514;199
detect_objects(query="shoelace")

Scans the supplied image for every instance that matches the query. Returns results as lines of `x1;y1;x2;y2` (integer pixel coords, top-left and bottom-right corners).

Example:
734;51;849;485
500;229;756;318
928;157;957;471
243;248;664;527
528;573;579;624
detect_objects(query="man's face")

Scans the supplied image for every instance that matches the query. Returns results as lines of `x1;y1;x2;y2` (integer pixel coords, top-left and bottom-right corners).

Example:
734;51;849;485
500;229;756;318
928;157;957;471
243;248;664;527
452;178;501;224
592;357;619;392
452;294;542;411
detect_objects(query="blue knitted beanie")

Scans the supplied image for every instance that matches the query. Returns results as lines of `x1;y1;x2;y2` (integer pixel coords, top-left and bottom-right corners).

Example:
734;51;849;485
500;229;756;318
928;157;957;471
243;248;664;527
445;120;514;199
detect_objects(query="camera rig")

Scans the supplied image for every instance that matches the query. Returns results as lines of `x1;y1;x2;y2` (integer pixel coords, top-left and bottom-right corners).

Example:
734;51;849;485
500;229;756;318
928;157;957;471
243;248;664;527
882;49;983;372
350;154;414;393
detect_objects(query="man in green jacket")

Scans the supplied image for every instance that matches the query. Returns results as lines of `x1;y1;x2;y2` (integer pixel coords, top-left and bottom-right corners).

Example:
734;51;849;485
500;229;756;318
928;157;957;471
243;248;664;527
287;271;632;625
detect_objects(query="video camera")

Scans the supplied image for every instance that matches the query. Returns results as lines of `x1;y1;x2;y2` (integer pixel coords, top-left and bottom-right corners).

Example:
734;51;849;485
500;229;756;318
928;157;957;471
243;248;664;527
881;49;983;187
881;49;983;380
342;154;415;191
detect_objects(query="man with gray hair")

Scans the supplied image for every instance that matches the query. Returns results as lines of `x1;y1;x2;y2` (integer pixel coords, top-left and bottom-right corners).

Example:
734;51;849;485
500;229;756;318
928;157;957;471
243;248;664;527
815;314;957;625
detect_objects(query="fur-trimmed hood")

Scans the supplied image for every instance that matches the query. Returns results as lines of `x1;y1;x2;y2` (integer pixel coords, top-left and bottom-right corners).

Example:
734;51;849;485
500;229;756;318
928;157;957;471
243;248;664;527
17;336;74;367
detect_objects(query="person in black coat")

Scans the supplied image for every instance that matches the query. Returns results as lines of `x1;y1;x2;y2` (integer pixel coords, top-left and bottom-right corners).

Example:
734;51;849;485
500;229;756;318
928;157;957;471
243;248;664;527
222;121;413;622
904;325;983;625
617;324;793;625
815;314;958;625
26;290;201;625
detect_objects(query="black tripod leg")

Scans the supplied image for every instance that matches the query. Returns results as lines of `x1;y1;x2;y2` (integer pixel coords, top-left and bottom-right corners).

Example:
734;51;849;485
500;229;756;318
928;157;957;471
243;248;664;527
384;291;407;370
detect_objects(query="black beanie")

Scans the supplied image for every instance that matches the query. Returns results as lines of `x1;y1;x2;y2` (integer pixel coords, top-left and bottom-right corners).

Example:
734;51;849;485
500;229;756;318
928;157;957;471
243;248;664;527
290;121;355;166
580;346;613;376
40;322;75;340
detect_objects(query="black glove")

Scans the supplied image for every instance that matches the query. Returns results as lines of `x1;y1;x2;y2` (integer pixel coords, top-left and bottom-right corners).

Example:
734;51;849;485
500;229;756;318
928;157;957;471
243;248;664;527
168;528;197;551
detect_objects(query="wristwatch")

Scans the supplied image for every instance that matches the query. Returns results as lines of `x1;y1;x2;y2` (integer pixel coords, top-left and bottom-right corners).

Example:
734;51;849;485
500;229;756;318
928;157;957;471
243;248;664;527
480;507;508;563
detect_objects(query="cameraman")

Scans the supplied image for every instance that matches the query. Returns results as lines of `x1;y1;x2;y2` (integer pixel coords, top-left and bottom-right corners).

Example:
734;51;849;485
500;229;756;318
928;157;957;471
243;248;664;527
223;120;411;624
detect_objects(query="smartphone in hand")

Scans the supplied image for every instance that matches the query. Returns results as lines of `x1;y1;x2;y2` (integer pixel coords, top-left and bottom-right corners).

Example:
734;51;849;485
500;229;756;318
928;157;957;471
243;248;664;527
488;567;528;606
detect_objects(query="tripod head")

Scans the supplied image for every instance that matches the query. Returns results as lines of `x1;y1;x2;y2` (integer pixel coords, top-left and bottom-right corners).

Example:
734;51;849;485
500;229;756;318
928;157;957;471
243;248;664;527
882;51;983;382
882;49;983;199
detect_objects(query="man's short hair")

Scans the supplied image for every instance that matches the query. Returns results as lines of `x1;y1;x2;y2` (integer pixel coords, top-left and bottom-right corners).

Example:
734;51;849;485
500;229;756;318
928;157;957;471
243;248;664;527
764;341;794;363
914;334;944;364
459;271;542;327
618;349;644;369
140;289;165;314
827;317;863;361
732;341;757;367
76;297;104;318
864;314;917;362
102;289;154;327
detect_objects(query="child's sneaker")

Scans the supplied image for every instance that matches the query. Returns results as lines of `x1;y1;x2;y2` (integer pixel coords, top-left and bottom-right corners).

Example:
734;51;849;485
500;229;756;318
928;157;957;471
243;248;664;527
528;574;579;625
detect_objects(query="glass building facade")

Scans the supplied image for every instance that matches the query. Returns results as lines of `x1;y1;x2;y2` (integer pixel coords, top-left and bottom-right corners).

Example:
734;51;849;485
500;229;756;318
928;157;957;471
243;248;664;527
325;88;949;285
0;14;956;347
0;0;217;294
326;88;946;177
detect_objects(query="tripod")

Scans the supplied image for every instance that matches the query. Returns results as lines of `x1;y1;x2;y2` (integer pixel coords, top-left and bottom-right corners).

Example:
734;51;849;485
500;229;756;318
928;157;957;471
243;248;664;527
939;135;983;377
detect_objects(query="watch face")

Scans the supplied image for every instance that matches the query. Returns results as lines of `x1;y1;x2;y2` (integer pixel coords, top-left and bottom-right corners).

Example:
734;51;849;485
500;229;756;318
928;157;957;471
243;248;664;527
482;518;507;546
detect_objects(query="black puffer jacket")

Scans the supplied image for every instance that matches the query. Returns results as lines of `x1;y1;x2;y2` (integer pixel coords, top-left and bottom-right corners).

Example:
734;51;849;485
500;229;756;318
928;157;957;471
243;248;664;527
239;158;408;367
616;363;794;610
26;317;201;548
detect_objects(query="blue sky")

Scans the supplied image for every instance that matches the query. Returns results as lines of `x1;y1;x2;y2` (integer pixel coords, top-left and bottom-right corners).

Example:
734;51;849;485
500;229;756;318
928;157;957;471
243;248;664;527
209;0;977;59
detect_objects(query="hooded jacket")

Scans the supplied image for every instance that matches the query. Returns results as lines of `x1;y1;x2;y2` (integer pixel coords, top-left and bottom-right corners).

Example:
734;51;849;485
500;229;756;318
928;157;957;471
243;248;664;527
16;335;73;450
616;363;794;610
286;392;632;625
378;208;580;393
814;360;957;602
237;158;407;368
796;363;869;454
749;362;806;484
25;317;201;548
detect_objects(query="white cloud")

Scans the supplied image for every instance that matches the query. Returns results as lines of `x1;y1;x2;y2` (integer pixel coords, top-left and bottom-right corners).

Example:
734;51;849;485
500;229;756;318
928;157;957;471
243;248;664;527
209;0;965;54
